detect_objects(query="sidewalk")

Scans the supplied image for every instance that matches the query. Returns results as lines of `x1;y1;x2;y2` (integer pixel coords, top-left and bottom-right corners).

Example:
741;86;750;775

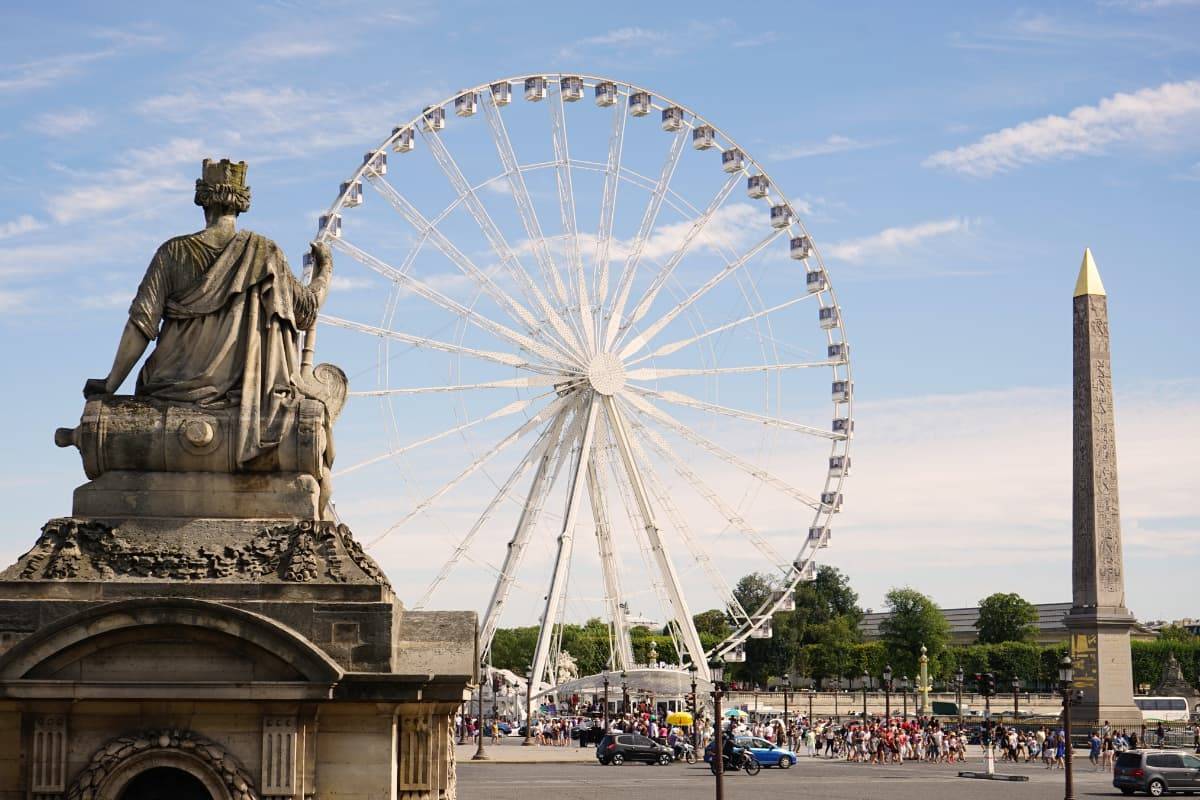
456;738;597;764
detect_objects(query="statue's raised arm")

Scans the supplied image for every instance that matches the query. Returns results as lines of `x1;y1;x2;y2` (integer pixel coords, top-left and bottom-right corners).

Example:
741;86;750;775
59;159;346;520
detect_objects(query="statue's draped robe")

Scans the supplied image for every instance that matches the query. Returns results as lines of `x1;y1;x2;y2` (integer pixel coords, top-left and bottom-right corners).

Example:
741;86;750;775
129;230;319;467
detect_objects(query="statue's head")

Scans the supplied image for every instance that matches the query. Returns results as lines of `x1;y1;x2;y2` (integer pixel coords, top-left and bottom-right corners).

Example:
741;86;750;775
194;158;251;215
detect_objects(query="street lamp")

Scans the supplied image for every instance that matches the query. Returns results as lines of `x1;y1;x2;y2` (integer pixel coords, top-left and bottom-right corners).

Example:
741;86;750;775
709;659;727;800
861;669;870;720
1060;655;1077;800
807;687;814;728
955;666;965;729
1012;676;1021;718
523;667;535;747
473;666;490;761
832;676;840;718
782;674;791;749
689;663;699;748
620;670;629;716
900;675;909;720
883;664;893;721
602;672;611;733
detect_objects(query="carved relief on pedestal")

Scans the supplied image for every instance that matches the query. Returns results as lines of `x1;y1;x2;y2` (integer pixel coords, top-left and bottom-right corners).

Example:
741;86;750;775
261;716;298;799
398;713;434;795
32;715;68;798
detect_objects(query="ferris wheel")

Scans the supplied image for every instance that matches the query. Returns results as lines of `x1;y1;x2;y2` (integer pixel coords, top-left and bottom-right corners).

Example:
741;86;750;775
312;74;852;693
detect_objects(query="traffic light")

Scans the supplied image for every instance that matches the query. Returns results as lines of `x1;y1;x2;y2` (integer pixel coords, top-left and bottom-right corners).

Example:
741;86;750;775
985;672;996;696
974;672;983;691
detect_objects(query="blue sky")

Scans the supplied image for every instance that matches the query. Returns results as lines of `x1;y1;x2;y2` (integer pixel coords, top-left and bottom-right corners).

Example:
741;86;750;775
0;1;1197;625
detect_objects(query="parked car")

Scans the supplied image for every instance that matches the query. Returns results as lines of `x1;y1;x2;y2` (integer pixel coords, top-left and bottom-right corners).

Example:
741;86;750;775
1113;750;1200;796
703;737;798;768
572;722;606;745
596;733;675;766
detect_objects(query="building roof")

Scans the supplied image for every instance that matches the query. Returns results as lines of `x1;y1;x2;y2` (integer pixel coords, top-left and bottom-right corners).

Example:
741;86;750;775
860;602;1158;643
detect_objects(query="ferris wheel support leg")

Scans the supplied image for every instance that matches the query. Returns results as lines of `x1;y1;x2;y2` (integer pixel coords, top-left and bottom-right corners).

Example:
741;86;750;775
529;396;600;695
479;407;578;658
585;453;634;672
602;394;710;681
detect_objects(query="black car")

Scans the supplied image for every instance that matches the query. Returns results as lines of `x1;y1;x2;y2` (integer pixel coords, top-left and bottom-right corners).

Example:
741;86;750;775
574;723;606;746
1113;750;1200;796
596;733;674;766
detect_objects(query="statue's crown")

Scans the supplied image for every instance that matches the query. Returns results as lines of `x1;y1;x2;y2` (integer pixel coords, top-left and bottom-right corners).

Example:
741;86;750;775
200;158;248;189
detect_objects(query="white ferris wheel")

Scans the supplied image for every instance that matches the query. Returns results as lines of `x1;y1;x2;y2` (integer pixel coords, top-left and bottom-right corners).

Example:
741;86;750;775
312;74;853;694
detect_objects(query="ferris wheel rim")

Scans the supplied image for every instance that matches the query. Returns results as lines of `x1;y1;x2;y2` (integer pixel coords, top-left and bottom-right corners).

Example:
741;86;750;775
312;72;854;682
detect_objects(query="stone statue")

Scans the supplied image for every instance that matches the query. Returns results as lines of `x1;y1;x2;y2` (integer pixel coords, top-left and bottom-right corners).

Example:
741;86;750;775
56;159;346;519
555;650;579;684
1153;651;1199;698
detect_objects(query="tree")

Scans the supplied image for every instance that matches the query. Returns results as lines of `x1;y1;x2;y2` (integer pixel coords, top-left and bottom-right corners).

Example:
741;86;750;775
693;609;732;639
733;573;774;614
878;587;951;675
975;592;1038;644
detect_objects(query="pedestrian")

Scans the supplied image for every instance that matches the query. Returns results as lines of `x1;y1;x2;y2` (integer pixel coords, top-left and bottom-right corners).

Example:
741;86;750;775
1089;731;1101;770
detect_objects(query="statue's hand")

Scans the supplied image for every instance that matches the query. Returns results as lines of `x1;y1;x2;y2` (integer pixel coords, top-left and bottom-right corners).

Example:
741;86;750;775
83;378;109;398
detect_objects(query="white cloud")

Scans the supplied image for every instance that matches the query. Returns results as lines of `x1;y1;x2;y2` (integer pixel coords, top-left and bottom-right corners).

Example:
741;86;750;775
0;215;44;240
28;108;98;137
557;21;721;60
924;79;1200;177
330;275;375;292
771;135;888;161
824;217;971;263
0;30;161;93
0;289;35;312
48;138;208;224
1102;0;1200;9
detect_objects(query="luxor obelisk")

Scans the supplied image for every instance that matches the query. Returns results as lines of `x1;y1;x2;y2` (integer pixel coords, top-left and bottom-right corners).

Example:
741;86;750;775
1064;248;1141;730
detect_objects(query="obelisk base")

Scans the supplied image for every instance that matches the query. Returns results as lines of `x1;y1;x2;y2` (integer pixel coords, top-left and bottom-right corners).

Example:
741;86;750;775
1064;607;1143;732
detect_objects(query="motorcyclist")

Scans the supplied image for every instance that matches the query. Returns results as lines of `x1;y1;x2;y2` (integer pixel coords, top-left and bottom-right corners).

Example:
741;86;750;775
722;731;745;767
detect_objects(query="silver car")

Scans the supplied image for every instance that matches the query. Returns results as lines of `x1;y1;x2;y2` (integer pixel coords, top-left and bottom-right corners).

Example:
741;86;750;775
1113;750;1200;796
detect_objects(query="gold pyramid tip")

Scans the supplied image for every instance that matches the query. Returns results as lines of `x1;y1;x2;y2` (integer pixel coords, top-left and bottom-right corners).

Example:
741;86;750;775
1074;247;1106;297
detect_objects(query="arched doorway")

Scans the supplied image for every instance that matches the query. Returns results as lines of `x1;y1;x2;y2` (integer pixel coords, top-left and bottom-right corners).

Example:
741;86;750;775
119;767;212;800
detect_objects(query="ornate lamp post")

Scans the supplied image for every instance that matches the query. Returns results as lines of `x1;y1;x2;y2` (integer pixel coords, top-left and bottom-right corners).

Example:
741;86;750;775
900;675;909;720
620;670;629;716
1060;655;1077;800
832;676;839;718
807;687;814;726
955;666;965;729
602;672;611;733
917;644;930;716
1012;676;1021;718
782;674;791;749
689;663;699;748
861;669;870;720
883;664;893;721
473;666;490;761
523;667;535;747
458;700;468;745
709;658;727;800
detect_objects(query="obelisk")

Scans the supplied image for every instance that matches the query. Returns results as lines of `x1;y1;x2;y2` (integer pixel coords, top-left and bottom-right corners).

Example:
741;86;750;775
1064;248;1141;730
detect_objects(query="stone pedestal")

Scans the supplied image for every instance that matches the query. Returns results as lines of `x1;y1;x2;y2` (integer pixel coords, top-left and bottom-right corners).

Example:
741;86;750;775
0;517;475;800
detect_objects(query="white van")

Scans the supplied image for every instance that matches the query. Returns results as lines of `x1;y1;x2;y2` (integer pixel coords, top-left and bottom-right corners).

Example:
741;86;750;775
1135;696;1191;723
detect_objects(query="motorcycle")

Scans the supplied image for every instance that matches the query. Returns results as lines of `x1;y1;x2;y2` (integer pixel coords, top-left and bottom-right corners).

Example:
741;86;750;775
710;749;761;776
673;741;697;764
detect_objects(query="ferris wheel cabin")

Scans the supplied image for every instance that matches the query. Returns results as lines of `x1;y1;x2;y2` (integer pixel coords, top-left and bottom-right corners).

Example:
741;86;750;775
721;148;744;173
560;75;584;102
420;105;445;132
524;76;547;101
821;492;844;511
692;125;715;149
661;106;684;132
747;174;769;199
490;81;512;105
594;81;617;106
831;381;852;402
629;91;652;116
828;455;851;477
339;180;363;208
362;151;387;175
454;91;478;117
391;126;414;152
790;235;812;260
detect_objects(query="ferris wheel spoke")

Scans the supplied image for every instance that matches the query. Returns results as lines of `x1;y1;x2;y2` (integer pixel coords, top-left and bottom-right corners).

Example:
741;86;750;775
480;91;576;324
550;85;596;354
593;98;628;313
333;237;580;370
617;228;785;361
627;384;843;440
415;408;567;612
620;390;822;510
601;395;709;679
625;361;838;381
619;397;786;568
365;175;564;349
320;314;563;376
625;294;814;367
614;173;740;343
620;415;753;626
420;126;586;358
480;404;582;658
334;393;551;478
351;375;564;397
603;126;689;352
529;395;600;691
585;449;635;671
366;392;573;547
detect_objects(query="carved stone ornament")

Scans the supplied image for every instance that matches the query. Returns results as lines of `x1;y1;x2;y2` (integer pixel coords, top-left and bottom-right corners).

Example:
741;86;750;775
4;518;390;587
67;728;258;800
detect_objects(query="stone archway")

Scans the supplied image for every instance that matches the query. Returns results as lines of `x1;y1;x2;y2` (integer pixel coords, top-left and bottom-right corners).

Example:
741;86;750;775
66;729;257;800
117;766;213;800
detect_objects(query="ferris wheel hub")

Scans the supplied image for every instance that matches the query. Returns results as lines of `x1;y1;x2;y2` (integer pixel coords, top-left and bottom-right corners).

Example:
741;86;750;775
586;352;627;396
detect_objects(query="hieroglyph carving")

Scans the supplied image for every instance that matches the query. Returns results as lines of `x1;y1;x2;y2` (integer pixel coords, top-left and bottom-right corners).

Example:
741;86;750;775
67;729;258;800
1072;294;1125;607
7;518;390;586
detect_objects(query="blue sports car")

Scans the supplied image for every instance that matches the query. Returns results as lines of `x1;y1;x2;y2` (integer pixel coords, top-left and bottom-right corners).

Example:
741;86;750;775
703;737;798;769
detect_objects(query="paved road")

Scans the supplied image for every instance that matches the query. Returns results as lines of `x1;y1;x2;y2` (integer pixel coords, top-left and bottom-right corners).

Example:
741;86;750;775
458;756;1124;799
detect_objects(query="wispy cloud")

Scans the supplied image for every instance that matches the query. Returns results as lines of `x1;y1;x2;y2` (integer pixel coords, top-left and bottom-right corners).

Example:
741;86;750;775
823;217;971;263
1102;0;1200;9
557;21;722;60
28;108;98;137
0;215;44;240
771;135;889;161
0;29;161;94
949;12;1188;51
924;79;1200;177
0;289;35;312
